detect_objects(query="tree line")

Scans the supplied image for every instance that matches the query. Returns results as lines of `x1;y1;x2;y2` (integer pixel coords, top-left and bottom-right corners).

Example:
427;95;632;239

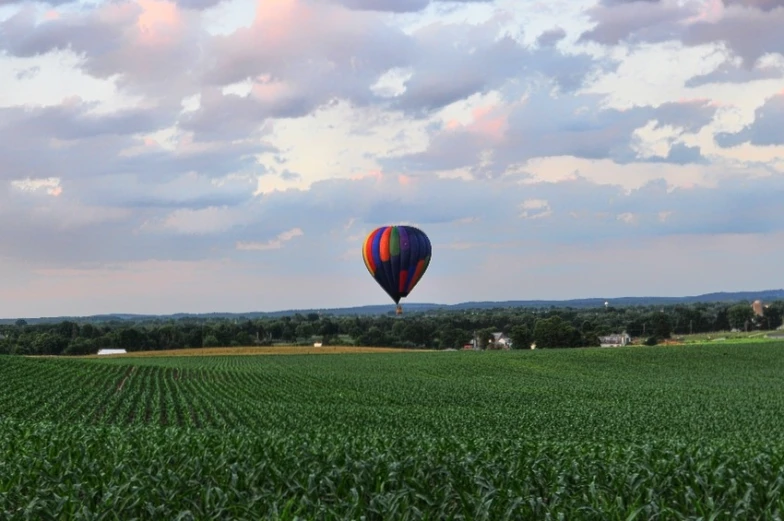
1;300;780;356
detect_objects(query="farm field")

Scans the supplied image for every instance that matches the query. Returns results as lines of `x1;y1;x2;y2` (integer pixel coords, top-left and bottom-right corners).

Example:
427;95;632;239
2;343;784;519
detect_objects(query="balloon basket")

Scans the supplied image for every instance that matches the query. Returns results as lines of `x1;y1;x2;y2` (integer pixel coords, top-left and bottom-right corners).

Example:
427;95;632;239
396;305;403;315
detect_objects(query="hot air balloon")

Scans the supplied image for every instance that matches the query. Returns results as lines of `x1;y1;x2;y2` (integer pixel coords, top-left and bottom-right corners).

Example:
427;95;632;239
361;225;432;315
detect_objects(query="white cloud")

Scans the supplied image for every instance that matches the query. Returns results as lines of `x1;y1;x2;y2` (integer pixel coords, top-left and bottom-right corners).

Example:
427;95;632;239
519;198;552;219
236;228;304;251
10;177;62;196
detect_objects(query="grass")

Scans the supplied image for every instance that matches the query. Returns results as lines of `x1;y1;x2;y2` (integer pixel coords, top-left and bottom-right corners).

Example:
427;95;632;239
676;330;779;344
2;342;784;519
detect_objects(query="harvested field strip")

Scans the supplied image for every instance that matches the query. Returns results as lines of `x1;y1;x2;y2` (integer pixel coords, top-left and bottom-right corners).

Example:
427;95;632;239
80;345;424;358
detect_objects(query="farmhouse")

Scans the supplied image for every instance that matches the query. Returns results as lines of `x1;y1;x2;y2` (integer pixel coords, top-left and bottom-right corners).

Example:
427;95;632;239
97;348;127;355
490;332;512;350
598;332;631;347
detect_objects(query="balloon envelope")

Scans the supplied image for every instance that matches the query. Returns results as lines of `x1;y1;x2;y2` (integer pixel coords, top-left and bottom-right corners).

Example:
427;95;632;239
362;225;432;304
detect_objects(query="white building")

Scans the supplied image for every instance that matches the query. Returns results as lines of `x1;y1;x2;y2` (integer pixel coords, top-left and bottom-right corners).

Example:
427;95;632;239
97;348;127;355
598;332;631;347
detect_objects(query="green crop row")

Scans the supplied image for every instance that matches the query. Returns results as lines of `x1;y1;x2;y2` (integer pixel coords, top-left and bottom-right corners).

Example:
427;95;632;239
1;342;784;518
1;418;783;520
3;343;784;443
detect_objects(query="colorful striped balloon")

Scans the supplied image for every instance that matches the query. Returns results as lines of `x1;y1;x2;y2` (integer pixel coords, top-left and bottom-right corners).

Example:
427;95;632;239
362;225;432;306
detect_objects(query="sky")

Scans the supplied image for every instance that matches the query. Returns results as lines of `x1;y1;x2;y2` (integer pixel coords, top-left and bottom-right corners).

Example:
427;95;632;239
0;0;783;317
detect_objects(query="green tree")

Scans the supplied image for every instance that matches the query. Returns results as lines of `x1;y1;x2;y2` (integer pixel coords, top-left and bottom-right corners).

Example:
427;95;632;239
118;328;146;351
764;302;784;330
508;325;531;350
358;326;386;347
33;333;68;355
295;323;314;340
476;327;496;349
64;338;96;355
234;331;252;346
533;316;580;348
438;327;468;349
652;312;672;339
712;307;730;331
728;304;754;331
202;335;221;347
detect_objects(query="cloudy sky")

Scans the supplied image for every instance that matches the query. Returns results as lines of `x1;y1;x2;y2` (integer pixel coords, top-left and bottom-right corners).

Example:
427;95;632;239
1;0;782;317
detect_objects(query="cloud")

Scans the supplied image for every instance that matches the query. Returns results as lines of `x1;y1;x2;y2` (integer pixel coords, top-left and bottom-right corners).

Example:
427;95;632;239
536;27;567;47
332;0;493;12
0;0;780;315
641;143;706;164
389;16;598;115
201;0;413;101
382;90;719;176
715;92;784;147
3;165;784;313
0;0;204;99
519;199;552;219
683;3;784;67
578;0;784;69
685;55;784;87
10;177;62;196
0;96;272;188
236;227;304;251
332;0;430;12
578;0;695;46
0;97;173;144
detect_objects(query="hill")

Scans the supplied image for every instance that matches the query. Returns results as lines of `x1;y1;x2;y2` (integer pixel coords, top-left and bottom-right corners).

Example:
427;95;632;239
3;288;784;325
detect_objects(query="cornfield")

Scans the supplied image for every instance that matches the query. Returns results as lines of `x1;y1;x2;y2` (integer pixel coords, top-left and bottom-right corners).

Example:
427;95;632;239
1;342;784;519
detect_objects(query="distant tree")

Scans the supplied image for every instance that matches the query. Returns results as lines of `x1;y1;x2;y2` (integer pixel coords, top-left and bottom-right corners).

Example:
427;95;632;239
281;323;297;342
533;316;580;348
728;304;754;331
764;302;784;330
318;319;339;337
234;331;252;346
56;321;80;339
508;325;531;350
32;333;68;356
439;327;469;349
652;312;672;339
713;307;731;331
5;298;784;358
118;328;146;351
358;326;386;347
64;338;96;355
625;318;645;338
81;323;100;339
202;335;221;348
267;322;284;339
476;327;496;349
295;323;314;340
